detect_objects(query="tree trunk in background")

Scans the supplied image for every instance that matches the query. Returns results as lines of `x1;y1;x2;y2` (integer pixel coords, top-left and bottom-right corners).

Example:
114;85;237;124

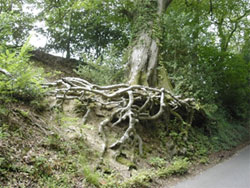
127;0;173;91
66;12;72;59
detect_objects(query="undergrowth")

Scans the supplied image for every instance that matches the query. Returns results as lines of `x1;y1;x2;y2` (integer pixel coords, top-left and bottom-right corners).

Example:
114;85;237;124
0;39;47;106
103;157;190;188
74;50;124;85
0;41;249;188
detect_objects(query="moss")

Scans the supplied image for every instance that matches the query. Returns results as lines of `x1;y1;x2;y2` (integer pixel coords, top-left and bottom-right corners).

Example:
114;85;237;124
140;71;149;86
158;65;173;91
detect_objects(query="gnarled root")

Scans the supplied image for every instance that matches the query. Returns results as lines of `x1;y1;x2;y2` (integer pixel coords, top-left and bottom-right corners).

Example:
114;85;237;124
43;77;196;157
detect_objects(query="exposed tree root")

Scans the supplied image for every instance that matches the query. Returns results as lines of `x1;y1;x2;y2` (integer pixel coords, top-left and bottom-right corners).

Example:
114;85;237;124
43;77;197;157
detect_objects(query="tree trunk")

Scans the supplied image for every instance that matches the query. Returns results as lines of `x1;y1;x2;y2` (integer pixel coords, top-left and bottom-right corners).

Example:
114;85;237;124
127;0;173;90
66;12;73;59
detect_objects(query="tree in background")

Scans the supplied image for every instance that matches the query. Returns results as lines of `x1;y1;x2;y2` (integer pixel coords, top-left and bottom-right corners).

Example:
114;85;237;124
36;0;129;59
0;0;35;47
159;0;250;120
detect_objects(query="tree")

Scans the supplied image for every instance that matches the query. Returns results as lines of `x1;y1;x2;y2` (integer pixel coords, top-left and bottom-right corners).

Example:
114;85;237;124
36;0;129;59
0;0;35;47
126;0;173;90
209;0;250;52
40;0;204;158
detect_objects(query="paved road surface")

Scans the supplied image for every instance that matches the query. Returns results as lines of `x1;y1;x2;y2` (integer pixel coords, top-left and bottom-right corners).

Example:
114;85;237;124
172;145;250;188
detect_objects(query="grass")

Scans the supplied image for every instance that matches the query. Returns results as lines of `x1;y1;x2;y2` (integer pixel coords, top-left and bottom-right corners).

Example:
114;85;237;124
78;155;101;187
104;157;190;188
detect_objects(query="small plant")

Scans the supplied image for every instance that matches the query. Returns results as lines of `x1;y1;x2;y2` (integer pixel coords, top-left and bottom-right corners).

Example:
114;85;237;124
169;157;190;175
73;100;87;115
0;124;10;139
120;170;155;188
44;133;65;151
0;39;46;103
60;116;79;128
78;155;101;187
117;156;137;169
0;157;8;177
31;156;52;178
158;157;190;177
38;175;71;188
149;157;166;168
199;156;209;164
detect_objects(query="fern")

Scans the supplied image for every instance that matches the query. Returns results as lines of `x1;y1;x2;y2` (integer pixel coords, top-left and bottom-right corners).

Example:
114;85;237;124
0;38;45;103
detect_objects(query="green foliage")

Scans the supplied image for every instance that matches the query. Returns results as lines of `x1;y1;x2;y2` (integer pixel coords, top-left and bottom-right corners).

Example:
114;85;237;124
0;157;10;178
197;47;250;120
75;50;125;85
30;99;50;113
116;156;137;169
37;123;100;187
44;133;65;151
73;100;88;115
0;105;9;117
31;156;52;178
118;157;190;188
78;154;101;187
37;0;129;58
119;170;154;188
0;1;35;46
158;157;190;177
0;40;46;103
162;6;250;121
209;116;249;151
185;128;211;159
149;157;166;168
1;1;249;186
38;176;71;188
0;124;10;139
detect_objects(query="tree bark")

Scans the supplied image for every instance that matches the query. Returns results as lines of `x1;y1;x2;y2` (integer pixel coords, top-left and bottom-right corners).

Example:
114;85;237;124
127;0;173;90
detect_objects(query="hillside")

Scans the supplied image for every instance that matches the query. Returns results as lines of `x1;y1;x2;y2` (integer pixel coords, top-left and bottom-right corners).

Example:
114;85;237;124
1;52;249;188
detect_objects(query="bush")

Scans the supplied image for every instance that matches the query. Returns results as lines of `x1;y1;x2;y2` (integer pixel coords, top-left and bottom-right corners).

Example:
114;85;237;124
0;39;46;103
149;157;167;168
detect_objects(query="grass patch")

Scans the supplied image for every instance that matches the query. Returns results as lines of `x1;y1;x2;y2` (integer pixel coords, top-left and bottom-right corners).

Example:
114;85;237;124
78;155;101;187
105;157;190;188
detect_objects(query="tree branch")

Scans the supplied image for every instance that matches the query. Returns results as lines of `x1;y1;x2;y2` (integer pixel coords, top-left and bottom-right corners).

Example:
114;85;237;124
0;68;12;77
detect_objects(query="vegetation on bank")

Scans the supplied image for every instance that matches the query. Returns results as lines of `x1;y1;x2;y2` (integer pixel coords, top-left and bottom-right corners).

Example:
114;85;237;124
1;0;250;187
0;44;248;187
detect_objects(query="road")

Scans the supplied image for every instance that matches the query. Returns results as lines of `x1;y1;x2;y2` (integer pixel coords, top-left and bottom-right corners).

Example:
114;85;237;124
171;145;250;188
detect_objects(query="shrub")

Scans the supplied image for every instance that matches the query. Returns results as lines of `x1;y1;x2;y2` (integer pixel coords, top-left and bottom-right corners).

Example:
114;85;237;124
0;39;46;103
149;157;167;168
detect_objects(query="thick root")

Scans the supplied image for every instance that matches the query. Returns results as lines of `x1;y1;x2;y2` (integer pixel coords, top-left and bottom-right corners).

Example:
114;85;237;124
44;77;196;156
